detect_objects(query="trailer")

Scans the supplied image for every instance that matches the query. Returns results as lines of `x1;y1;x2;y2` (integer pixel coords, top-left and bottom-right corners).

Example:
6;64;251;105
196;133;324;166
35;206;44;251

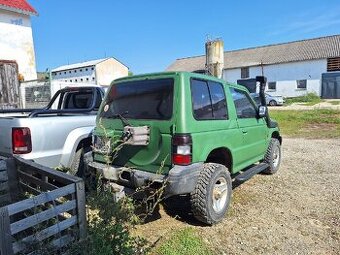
0;156;86;255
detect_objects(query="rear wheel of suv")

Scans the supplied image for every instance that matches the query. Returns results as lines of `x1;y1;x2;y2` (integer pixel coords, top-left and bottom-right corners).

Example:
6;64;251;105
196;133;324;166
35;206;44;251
263;138;281;174
190;163;232;225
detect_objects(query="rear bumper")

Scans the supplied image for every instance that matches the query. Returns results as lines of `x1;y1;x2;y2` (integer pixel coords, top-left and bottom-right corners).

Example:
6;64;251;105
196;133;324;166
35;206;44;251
87;159;203;197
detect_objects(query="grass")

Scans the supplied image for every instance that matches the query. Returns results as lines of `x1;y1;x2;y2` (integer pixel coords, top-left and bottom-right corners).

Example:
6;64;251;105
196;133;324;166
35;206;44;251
328;100;340;105
156;228;214;255
284;93;324;106
270;109;340;138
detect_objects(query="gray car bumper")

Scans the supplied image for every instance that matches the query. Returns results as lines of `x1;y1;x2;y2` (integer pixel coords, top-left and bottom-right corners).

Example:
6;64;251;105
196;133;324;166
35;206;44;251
87;160;203;197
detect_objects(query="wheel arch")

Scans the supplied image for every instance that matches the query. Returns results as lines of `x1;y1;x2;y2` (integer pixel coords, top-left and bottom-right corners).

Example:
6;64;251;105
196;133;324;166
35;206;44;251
271;131;282;144
59;127;94;168
205;147;233;172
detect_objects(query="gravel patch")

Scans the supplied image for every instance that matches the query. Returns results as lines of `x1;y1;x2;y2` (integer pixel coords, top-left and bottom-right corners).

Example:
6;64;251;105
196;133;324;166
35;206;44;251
136;138;340;254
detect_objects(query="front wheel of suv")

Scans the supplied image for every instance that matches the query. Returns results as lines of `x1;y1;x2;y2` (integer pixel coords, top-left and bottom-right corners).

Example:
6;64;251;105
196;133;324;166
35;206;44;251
190;163;232;225
263;138;281;174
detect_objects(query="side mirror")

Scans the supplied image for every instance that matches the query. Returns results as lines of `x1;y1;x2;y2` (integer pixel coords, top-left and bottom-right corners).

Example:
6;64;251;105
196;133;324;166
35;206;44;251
258;106;267;118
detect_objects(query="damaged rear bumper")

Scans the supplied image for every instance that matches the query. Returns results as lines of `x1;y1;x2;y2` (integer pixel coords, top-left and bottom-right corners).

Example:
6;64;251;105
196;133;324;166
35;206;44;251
87;160;203;197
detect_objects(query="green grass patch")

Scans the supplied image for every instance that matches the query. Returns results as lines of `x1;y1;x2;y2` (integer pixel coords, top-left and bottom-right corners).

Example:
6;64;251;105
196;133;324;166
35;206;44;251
156;228;214;255
328;100;340;105
285;93;324;106
270;109;340;138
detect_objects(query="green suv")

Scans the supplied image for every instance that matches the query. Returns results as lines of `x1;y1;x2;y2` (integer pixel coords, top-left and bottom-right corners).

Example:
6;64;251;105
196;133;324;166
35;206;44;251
88;71;282;224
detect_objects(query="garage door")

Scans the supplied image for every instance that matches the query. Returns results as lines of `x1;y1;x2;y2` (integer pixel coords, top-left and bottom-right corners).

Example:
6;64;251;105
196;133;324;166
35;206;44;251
321;72;340;99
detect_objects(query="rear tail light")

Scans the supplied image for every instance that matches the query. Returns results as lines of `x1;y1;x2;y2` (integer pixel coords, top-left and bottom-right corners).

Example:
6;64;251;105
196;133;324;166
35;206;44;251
12;127;32;154
172;134;192;165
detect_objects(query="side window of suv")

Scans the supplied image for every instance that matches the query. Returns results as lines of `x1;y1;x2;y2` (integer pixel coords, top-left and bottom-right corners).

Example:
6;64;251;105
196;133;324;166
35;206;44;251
230;88;257;118
191;79;227;120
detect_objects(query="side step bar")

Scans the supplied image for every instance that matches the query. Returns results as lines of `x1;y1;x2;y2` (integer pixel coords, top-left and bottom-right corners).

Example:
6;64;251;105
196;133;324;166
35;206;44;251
234;163;269;182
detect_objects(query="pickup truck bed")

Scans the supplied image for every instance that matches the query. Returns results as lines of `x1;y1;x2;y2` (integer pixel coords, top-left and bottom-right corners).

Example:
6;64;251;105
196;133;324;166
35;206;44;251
0;86;104;170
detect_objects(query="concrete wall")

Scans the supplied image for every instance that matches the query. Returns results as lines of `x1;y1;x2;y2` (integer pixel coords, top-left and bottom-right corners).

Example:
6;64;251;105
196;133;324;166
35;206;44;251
95;58;128;85
0;9;37;80
223;59;327;97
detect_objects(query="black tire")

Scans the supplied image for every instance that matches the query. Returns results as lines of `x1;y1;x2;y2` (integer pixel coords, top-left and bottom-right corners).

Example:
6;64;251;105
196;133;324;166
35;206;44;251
263;138;281;174
190;163;232;225
69;146;91;177
269;100;277;106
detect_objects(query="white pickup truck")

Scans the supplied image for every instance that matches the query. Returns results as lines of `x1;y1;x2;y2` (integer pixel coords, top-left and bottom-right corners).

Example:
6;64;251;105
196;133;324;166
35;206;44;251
0;86;105;175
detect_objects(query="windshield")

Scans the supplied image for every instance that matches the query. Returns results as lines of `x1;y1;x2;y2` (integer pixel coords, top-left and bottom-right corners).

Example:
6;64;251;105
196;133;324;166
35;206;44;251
100;78;174;120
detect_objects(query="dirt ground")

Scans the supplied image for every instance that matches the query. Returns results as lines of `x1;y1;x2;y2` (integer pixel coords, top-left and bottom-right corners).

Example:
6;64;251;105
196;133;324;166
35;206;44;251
136;138;340;255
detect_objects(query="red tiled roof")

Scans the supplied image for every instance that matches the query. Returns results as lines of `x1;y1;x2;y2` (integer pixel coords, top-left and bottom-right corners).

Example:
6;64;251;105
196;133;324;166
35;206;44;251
0;0;37;16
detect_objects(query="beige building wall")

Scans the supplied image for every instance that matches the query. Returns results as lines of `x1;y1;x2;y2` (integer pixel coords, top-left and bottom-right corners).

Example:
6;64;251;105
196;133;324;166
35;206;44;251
0;9;37;80
95;58;128;85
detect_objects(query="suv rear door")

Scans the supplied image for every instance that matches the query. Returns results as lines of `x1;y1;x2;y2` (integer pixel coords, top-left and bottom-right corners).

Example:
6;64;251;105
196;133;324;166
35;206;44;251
94;77;175;174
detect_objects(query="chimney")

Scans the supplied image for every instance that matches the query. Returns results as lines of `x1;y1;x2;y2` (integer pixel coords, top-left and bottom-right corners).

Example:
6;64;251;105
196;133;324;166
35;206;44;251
205;39;224;79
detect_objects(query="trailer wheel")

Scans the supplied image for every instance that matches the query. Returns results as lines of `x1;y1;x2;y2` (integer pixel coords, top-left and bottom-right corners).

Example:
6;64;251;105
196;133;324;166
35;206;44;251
190;163;232;225
263;138;281;174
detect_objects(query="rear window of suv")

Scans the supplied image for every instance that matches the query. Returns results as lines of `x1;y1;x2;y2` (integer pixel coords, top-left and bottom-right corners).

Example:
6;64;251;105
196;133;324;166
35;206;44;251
100;78;174;120
191;79;227;120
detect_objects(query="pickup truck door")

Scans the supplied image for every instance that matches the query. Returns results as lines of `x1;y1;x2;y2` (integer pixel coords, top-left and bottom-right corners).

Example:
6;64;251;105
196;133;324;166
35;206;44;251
230;88;267;167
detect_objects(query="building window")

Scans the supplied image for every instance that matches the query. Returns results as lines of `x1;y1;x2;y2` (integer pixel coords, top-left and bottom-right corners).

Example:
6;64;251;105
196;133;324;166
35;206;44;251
64;72;66;74
75;79;78;82
74;70;77;73
85;68;88;71
69;71;71;73
91;67;94;70
268;82;276;90
92;77;95;81
327;57;340;72
296;80;307;90
70;80;72;82
241;67;249;79
86;78;89;81
59;72;61;75
80;69;82;72
80;78;83;82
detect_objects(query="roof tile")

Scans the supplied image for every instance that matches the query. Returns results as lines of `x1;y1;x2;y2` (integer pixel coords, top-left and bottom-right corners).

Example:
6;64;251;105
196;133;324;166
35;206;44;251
167;35;340;71
0;0;37;15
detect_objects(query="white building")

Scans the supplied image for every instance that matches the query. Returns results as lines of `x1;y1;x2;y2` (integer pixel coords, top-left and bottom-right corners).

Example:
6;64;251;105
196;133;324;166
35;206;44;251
51;58;129;86
167;35;340;99
0;0;38;80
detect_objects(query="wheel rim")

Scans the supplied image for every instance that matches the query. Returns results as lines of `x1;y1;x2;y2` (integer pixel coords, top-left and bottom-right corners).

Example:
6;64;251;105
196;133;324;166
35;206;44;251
212;177;228;213
272;145;280;168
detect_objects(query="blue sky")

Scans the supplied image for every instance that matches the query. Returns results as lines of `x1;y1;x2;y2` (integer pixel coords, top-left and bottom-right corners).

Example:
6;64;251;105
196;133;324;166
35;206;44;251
29;0;340;74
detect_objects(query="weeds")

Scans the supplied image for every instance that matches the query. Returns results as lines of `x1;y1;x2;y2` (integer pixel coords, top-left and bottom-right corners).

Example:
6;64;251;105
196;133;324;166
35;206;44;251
284;92;323;106
156;228;213;255
69;186;151;255
270;109;340;138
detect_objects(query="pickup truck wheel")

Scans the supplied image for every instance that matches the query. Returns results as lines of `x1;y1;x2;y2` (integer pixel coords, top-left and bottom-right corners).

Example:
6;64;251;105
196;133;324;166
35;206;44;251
69;146;91;177
263;138;281;174
190;163;232;225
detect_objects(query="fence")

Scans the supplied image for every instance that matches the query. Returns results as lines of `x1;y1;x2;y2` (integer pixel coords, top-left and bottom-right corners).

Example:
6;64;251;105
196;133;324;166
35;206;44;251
20;80;51;109
0;156;86;255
